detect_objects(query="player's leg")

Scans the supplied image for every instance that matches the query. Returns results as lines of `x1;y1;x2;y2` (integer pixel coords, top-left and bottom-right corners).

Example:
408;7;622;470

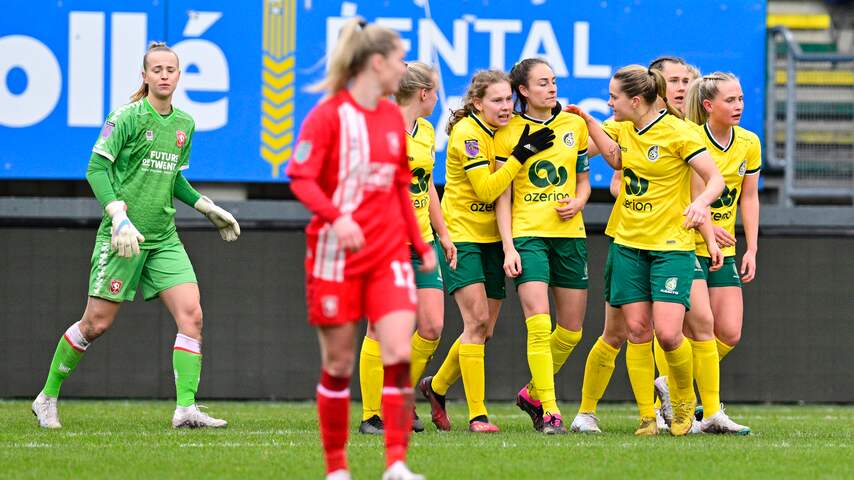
358;326;384;434
317;322;360;478
682;277;719;423
548;238;588;380
453;282;497;432
710;286;743;361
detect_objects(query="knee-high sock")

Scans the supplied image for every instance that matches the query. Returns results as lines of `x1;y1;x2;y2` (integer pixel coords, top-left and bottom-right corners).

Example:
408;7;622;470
690;338;721;417
358;336;384;420
173;334;202;407
663;339;694;404
525;314;557;414
579;337;620;414
653;335;668;409
43;321;90;397
317;370;350;475
716;337;735;361
431;337;461;396
530;325;582;401
459;343;487;421
410;332;440;387
626;341;656;419
382;362;413;467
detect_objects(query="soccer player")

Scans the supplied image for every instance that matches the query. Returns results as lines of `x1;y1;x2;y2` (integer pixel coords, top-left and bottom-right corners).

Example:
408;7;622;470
493;58;590;435
568;65;724;436
649;56;693;118
286;18;435;480
684;72;759;434
358;61;457;436
419;70;554;433
31;42;240;430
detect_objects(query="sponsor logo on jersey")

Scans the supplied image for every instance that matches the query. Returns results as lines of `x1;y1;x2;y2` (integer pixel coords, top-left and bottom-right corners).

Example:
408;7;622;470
563;132;575;147
387;132;401;156
410;167;431;195
363;163;397;191
145;130;154;141
101;121;115;138
660;276;679;295
711;185;738;208
647;145;660;161
524;191;571;202
142;150;180;173
738;160;747;176
176;130;186;148
469;202;495;212
109;279;123;295
529;159;568;188
623;168;649;196
464;139;479;157
294;141;311;164
321;295;338;318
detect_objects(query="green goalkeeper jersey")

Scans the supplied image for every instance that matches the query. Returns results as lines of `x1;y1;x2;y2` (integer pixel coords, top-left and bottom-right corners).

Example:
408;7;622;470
92;98;195;248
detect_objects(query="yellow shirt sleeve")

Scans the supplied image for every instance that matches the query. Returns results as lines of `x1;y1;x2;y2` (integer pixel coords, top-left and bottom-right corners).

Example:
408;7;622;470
746;132;762;174
460;132;522;203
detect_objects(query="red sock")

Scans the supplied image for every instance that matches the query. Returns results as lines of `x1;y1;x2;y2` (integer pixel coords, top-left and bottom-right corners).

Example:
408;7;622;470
317;370;350;474
382;362;413;467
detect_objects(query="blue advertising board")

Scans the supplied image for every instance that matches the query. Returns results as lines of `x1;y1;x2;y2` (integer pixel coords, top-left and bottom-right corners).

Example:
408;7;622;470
0;0;766;184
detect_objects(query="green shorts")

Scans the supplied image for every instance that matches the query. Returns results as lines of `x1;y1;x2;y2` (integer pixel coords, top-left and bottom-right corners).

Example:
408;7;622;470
603;238;616;302
441;242;506;299
88;238;197;302
693;253;705;280
609;244;694;309
512;237;588;289
411;241;444;290
697;255;742;288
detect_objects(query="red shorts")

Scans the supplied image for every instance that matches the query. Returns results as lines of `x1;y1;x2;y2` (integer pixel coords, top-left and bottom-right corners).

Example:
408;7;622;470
305;246;416;326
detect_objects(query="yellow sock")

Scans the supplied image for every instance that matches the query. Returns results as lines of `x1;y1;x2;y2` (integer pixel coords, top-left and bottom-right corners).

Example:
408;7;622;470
410;332;440;387
459;343;487;421
626;341;656;419
663;338;694;403
579;337;620;414
525;314;557;414
431;337;461;396
530;324;582;402
653;336;668;409
358;336;383;420
690;338;721;418
716;337;734;361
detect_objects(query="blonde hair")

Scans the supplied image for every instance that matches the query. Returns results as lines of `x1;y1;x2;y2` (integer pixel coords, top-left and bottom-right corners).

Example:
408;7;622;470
395;62;436;106
309;17;400;94
687;64;702;81
613;64;682;119
130;42;179;102
446;69;510;134
685;72;740;125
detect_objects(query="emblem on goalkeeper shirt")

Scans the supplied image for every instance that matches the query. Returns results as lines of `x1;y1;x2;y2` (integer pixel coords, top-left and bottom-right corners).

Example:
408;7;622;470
176;130;187;148
101;121;115;138
109;279;123;295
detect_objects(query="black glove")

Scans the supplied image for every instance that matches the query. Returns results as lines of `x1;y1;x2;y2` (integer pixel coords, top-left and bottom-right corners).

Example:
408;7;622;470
511;124;555;163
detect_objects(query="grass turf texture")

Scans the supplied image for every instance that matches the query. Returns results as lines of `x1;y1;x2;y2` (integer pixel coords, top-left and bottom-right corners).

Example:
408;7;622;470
3;400;852;479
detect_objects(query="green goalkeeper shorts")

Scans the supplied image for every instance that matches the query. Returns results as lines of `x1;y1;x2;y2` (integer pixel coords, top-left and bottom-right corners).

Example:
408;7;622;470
88;237;197;302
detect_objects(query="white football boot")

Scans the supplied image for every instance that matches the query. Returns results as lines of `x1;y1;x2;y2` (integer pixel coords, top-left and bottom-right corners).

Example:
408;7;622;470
32;391;61;429
700;409;751;435
569;412;602;433
655;408;670;432
653;376;673;426
172;404;227;428
382;461;425;480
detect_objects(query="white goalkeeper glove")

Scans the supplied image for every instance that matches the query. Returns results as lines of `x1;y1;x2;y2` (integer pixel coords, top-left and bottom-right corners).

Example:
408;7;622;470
105;200;145;257
194;195;240;242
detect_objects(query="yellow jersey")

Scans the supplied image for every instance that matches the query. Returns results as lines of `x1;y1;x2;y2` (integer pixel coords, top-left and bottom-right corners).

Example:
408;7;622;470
603;111;707;251
602;119;623;239
494;111;589;238
407;117;436;243
693;123;762;257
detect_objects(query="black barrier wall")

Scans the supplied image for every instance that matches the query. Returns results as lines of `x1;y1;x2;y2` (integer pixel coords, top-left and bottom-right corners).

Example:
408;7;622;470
2;228;852;403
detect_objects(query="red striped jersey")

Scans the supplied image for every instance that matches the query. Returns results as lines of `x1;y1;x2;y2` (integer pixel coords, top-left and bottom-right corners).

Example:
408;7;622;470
287;90;413;280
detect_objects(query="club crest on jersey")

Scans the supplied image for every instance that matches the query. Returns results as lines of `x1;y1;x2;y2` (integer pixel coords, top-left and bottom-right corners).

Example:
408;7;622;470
563;132;575;147
145;130;154;141
101;121;115;138
176;130;186;148
321;295;338;318
738;160;747;176
387;132;401;156
294;141;312;164
464;139;479;157
647;145;660;161
109;279;123;295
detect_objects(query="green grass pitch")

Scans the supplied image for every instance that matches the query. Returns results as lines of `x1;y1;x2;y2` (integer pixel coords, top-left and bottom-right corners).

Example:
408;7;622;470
2;400;852;479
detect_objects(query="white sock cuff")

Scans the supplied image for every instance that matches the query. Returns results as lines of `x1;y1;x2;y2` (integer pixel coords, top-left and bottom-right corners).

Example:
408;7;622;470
64;322;90;351
174;333;201;354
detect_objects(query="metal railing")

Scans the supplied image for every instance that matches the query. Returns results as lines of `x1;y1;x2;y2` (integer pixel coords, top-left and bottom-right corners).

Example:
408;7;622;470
767;26;854;205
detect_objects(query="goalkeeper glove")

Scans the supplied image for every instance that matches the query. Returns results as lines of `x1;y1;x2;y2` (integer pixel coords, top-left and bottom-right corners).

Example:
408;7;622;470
105;200;145;257
194;196;240;242
511;124;555;163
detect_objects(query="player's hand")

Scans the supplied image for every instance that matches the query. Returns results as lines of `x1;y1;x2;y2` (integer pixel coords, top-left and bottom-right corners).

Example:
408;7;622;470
563;104;593;123
511;124;555;163
332;214;364;252
714;225;736;248
439;234;457;271
708;245;724;272
741;250;757;283
194;196;241;242
419;247;437;273
683;201;707;229
503;247;522;278
555;197;584;220
106;201;145;257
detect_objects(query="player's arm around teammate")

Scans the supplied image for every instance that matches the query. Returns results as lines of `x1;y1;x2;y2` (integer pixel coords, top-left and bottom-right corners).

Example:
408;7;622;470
32;43;239;431
287;19;434;480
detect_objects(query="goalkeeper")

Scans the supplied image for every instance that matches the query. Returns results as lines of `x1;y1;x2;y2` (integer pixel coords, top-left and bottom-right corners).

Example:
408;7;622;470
32;42;240;430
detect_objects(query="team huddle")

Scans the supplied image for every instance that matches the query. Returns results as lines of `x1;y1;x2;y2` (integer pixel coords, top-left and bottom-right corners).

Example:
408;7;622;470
29;17;760;480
